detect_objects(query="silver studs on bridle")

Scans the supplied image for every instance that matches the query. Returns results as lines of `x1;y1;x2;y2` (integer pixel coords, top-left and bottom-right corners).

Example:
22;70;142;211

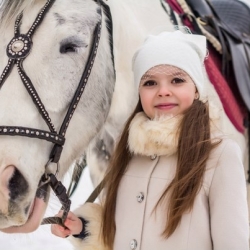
0;0;102;164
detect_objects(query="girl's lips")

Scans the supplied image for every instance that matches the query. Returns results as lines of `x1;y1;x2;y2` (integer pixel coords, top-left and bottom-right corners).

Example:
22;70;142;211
155;104;177;109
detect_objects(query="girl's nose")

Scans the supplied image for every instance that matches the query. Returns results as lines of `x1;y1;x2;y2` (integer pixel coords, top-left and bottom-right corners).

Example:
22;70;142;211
158;84;172;96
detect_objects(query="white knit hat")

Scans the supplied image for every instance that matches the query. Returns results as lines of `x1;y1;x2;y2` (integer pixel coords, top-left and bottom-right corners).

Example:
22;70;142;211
132;30;207;99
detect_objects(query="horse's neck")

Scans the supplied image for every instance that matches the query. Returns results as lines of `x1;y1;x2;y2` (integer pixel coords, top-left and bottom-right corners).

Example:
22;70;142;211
108;0;173;66
101;0;174;132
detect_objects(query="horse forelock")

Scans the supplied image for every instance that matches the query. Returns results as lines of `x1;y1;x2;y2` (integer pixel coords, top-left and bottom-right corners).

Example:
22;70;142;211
0;0;37;26
0;0;100;19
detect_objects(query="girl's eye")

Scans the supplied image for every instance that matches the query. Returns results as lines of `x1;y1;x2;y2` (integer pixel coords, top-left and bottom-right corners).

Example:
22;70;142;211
172;77;185;84
143;80;156;86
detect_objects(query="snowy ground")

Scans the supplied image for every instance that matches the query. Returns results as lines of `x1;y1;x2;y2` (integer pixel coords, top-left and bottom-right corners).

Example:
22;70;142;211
0;167;94;250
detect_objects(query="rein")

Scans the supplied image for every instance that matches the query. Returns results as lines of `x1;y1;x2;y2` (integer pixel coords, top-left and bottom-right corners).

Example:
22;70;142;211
0;0;102;226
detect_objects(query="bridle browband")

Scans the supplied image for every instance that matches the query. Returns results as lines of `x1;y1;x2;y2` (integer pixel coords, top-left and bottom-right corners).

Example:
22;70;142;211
0;0;102;226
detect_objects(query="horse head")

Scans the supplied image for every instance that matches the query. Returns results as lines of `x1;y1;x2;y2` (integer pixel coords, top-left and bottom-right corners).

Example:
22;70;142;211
0;0;115;232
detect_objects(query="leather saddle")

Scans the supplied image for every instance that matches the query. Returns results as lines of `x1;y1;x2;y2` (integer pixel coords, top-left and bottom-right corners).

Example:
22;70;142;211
185;0;250;112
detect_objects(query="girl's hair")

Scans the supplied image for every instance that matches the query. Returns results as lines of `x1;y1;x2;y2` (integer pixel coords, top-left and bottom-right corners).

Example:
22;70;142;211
101;99;220;248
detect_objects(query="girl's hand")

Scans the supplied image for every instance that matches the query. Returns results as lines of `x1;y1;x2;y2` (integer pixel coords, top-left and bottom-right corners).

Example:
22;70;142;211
51;210;83;238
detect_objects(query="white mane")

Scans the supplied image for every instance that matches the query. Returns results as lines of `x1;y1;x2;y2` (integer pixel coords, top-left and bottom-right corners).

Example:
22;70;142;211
0;0;36;29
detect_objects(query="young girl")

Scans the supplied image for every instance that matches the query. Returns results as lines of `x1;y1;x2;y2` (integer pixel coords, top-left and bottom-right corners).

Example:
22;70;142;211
51;30;249;250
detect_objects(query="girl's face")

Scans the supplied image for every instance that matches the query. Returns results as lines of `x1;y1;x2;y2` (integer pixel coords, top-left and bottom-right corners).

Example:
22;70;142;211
139;65;197;119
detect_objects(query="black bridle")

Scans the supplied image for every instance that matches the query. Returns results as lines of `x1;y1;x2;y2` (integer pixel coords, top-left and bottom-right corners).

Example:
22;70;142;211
0;0;102;225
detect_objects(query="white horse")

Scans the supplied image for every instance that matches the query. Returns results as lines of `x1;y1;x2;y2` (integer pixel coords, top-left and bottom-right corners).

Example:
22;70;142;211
0;0;116;233
0;0;248;235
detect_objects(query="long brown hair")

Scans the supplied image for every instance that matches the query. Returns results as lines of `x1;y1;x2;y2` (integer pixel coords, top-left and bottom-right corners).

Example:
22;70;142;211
101;99;220;248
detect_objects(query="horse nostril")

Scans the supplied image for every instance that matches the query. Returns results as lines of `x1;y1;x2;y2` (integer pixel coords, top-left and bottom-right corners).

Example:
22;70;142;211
8;168;28;200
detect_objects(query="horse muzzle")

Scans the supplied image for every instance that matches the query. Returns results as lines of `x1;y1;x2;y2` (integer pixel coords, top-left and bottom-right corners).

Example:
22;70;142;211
0;165;49;231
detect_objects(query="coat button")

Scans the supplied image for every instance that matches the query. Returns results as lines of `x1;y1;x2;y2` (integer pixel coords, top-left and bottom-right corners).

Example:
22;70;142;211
150;154;157;160
136;192;144;203
130;239;137;249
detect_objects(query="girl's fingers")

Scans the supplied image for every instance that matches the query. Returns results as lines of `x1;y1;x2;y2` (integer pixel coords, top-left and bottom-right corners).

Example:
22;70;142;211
51;210;82;237
65;211;78;221
51;224;71;238
64;217;82;235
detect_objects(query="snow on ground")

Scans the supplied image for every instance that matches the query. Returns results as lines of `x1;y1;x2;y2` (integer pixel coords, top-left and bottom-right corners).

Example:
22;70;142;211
0;167;94;250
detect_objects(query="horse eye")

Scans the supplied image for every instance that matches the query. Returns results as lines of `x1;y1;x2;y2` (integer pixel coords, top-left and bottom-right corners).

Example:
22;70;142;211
60;43;77;53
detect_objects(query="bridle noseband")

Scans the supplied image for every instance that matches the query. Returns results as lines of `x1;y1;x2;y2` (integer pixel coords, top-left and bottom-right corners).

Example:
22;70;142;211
0;0;102;226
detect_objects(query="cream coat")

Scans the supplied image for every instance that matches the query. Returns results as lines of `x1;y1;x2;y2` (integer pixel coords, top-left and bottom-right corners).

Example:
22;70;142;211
70;113;249;250
114;139;249;250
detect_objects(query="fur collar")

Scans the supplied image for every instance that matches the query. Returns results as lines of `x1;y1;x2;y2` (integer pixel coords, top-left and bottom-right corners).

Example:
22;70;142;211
128;102;222;157
128;112;182;157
